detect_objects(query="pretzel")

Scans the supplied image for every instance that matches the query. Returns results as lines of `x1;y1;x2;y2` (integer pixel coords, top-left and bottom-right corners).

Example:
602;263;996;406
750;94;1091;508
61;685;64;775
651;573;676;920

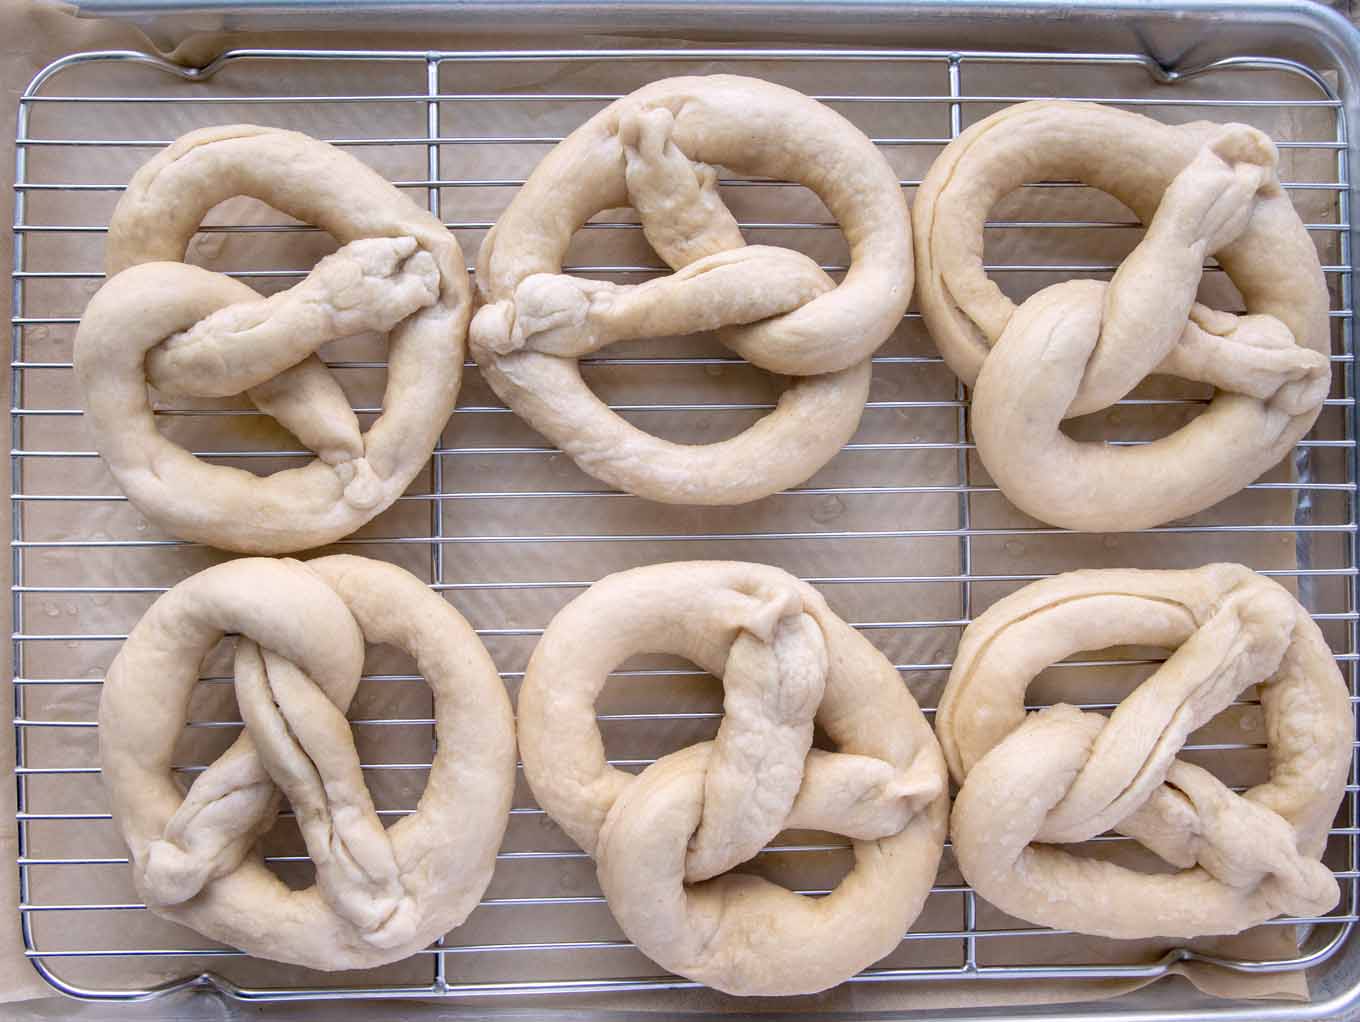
471;76;913;505
76;125;471;553
937;564;1350;939
914;102;1331;531
517;562;947;995
99;555;515;970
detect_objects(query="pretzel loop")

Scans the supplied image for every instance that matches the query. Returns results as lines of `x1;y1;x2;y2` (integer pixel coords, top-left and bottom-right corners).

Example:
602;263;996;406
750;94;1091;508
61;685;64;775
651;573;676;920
518;562;948;996
472;76;914;505
914;102;1331;531
76;126;472;553
100;556;515;970
937;564;1351;939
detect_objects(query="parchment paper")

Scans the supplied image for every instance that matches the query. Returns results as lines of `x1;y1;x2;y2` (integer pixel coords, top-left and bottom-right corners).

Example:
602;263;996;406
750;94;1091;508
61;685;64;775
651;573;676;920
2;0;1353;1014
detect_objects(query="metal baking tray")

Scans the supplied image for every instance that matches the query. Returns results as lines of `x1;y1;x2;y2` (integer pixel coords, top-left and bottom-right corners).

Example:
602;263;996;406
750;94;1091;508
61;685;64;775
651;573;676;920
10;1;1360;1018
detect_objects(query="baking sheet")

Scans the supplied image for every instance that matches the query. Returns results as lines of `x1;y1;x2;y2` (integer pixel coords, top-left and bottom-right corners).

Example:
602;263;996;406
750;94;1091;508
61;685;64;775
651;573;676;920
3;1;1356;1012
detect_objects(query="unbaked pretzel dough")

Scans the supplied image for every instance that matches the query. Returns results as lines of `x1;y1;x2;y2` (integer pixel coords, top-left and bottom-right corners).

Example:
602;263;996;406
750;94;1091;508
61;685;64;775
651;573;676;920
914;102;1330;531
517;561;948;995
937;564;1350;939
471;75;913;504
76;125;471;553
100;555;515;970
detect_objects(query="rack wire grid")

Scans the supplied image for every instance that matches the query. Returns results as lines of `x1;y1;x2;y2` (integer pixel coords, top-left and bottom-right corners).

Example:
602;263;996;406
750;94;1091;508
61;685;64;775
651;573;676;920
7;45;1360;1005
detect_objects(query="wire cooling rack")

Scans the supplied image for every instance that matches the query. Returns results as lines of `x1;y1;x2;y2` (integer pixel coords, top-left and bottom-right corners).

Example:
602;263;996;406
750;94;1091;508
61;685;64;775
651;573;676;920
8;46;1360;1004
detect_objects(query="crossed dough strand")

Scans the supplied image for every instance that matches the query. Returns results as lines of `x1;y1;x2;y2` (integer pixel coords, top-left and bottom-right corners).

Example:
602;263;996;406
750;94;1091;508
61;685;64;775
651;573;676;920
76;125;471;553
518;561;948;995
914;102;1330;531
937;564;1350;939
100;555;515;970
472;76;913;505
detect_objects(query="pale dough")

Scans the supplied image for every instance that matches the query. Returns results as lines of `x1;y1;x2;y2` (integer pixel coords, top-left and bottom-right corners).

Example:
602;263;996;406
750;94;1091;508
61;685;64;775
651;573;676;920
99;555;515;970
76;125;471;553
914;101;1330;531
471;75;913;505
936;564;1350;939
517;561;948;995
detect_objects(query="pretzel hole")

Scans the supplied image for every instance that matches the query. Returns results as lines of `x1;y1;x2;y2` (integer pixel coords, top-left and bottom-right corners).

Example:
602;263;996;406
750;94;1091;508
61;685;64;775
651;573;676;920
186;196;334;272
717;178;841;231
737;828;856;895
580;344;792;445
1015;400;1200;482
169;634;241;764
984;184;1142;293
596;656;721;765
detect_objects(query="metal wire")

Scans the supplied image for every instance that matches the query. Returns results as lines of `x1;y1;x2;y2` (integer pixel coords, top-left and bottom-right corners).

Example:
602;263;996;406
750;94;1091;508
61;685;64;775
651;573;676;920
8;46;1358;1004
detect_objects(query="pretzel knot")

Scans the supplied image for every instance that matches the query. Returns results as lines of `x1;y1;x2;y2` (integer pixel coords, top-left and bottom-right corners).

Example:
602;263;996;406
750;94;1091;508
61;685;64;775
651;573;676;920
75;126;471;554
517;562;948;996
99;556;515;971
937;564;1351;939
915;102;1331;532
471;76;914;505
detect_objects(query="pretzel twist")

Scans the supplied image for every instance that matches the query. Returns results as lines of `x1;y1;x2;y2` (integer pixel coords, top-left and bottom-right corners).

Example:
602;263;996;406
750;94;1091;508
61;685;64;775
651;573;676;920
937;564;1350;939
517;562;947;995
915;102;1331;531
471;76;913;505
99;555;515;970
76;126;471;553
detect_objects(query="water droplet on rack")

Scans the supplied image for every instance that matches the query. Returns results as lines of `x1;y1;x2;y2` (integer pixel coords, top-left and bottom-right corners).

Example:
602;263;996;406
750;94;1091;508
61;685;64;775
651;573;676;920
42;602;60;618
1004;540;1025;558
811;496;845;524
870;377;899;400
192;232;226;261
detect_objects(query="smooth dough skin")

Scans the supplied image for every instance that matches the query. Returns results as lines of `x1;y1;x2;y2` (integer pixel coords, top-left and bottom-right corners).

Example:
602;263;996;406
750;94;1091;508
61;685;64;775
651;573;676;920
76;125;472;553
471;76;913;505
517;561;948;995
99;555;515;970
914;102;1330;531
936;564;1350;940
